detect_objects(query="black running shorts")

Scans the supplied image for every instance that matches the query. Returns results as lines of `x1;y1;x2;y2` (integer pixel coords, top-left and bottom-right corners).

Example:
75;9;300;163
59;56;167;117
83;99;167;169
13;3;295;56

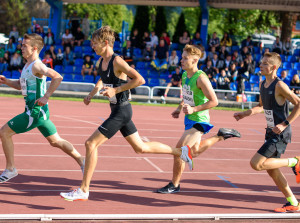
98;102;137;139
257;129;287;158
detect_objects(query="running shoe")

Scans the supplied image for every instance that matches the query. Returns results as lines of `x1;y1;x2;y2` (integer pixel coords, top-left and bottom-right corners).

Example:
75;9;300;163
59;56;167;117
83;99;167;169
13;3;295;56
292;156;300;183
274;202;300;213
180;145;193;170
0;168;18;183
217;128;241;140
156;182;180;194
60;188;89;201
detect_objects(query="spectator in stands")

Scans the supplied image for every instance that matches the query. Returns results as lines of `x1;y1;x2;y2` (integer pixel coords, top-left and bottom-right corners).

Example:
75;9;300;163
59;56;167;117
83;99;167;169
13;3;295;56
232;50;243;66
163;66;182;98
17;37;22;45
263;47;270;54
219;45;229;61
5;38;16;55
55;48;64;66
150;31;159;48
30;20;37;33
44;27;55;46
151;39;169;71
92;57;101;77
63;46;74;66
130;28;141;49
222;53;232;71
178;31;190;51
241;46;249;60
38;26;46;39
207;46;217;61
198;45;207;67
191;32;203;46
283;37;293;55
290;74;300;94
280;70;289;83
0;52;9;72
217;69;231;99
9;25;19;43
244;53;256;74
74;27;85;46
220;32;232;51
45;45;56;60
161;32;171;47
203;60;217;86
142;44;153;62
15;44;22;56
141;31;151;50
81;55;94;76
42;53;54;69
211;53;223;74
168;50;179;72
241;35;254;52
209;32;220;51
62;29;74;50
122;40;134;66
272;36;282;54
69;10;81;36
82;13;90;40
236;61;249;94
228;62;238;82
8;52;22;72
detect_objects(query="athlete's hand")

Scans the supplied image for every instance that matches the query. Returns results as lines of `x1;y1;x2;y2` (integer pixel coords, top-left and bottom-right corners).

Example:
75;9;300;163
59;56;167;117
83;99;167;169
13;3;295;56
233;112;246;121
84;95;92;105
182;104;195;115
0;75;7;85
35;96;48;106
171;109;180;118
272;123;286;134
102;87;117;98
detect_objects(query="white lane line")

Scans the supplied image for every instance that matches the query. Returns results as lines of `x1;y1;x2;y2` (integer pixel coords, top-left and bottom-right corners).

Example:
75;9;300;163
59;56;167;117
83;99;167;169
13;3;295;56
53;115;99;126
143;158;163;172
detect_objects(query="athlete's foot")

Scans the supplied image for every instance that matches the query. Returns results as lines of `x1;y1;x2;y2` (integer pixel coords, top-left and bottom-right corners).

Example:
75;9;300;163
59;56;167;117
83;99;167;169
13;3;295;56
180;145;193;170
156;182;180;194
0;168;18;183
292;156;300;183
60;188;89;201
217;128;241;140
274;202;300;213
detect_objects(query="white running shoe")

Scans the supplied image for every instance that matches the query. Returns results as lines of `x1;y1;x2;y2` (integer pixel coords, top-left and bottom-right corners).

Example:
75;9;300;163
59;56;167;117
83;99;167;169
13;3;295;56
80;159;85;174
0;168;18;183
180;146;194;171
60;188;89;201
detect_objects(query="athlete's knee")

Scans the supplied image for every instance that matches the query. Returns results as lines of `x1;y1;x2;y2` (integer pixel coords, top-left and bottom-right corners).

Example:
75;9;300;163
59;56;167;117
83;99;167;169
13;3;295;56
49;140;61;148
250;160;263;171
0;126;12;139
85;139;97;150
133;146;145;154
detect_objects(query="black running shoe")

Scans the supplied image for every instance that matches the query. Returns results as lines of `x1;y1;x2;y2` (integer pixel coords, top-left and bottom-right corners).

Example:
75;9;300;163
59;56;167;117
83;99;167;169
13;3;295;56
217;128;241;140
156;182;180;194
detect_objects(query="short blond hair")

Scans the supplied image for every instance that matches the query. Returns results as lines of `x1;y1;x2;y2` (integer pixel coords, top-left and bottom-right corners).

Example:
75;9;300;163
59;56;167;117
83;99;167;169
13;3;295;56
183;44;202;58
92;25;115;47
23;33;44;53
263;52;281;70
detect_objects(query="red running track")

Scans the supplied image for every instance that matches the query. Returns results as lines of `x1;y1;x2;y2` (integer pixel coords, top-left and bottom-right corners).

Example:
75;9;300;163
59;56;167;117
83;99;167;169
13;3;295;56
0;96;300;217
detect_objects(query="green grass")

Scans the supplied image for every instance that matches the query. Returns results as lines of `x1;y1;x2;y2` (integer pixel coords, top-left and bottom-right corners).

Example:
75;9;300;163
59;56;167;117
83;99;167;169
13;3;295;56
0;93;244;111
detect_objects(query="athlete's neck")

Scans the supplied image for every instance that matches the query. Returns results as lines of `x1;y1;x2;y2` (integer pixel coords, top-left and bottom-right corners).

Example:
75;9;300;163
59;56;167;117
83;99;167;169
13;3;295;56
25;53;39;64
186;67;199;78
101;47;114;63
264;72;277;85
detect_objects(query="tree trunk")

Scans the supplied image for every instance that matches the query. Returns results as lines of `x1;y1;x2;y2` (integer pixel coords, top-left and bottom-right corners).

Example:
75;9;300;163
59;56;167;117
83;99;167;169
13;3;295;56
281;11;294;42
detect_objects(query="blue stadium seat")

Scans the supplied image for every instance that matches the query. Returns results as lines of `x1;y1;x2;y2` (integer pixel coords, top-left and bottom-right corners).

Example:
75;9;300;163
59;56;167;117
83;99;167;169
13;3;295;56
277;67;283;76
249;75;260;84
54;65;63;73
280;54;286;63
63;65;74;74
74;46;83;58
46;77;51;82
133;48;142;57
83;40;90;46
136;61;146;69
73;75;83;82
211;81;217;89
74;65;82;75
289;69;298;77
282;62;292;70
2;70;11;78
253;83;259;92
94;75;101;83
254;67;260;74
63;74;73;82
148;78;160;87
55;45;63;53
287;55;297;63
11;70;21;79
75;58;84;66
294;62;300;70
253;46;260;54
244;81;251;91
83;46;93;55
254;54;262;63
170;43;178;51
293;49;300;56
148;70;159;78
84;75;94;83
231;45;240;53
230;82;237;91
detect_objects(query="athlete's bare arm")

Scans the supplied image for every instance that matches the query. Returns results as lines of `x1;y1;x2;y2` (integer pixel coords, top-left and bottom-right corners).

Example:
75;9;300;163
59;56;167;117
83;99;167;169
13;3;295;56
84;79;104;105
102;56;145;99
0;75;21;90
32;61;63;106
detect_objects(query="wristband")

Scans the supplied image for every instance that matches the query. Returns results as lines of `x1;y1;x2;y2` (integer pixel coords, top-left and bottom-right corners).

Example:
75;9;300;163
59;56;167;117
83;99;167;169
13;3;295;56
284;120;290;126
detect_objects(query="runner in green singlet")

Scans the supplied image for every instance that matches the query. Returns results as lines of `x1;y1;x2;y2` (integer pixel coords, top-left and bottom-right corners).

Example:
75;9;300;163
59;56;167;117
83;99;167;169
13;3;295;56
157;44;241;193
0;33;84;183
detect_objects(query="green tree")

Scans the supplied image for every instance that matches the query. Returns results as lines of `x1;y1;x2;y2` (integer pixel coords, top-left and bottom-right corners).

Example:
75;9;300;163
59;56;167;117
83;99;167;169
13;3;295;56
154;6;167;38
0;0;30;36
183;7;201;37
172;12;187;43
131;6;149;39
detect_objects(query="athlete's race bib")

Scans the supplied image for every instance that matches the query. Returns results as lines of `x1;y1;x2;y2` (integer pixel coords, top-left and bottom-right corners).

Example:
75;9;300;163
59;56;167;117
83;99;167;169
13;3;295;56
20;78;27;96
182;84;195;106
103;83;117;104
264;109;275;128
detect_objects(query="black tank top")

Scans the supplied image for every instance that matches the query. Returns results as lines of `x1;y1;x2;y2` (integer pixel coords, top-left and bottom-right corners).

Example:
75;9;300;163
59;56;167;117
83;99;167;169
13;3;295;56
98;53;129;104
260;77;291;143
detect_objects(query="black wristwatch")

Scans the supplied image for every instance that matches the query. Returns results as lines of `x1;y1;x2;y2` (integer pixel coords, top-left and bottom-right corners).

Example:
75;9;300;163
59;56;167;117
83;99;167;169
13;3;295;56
284;120;290;126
